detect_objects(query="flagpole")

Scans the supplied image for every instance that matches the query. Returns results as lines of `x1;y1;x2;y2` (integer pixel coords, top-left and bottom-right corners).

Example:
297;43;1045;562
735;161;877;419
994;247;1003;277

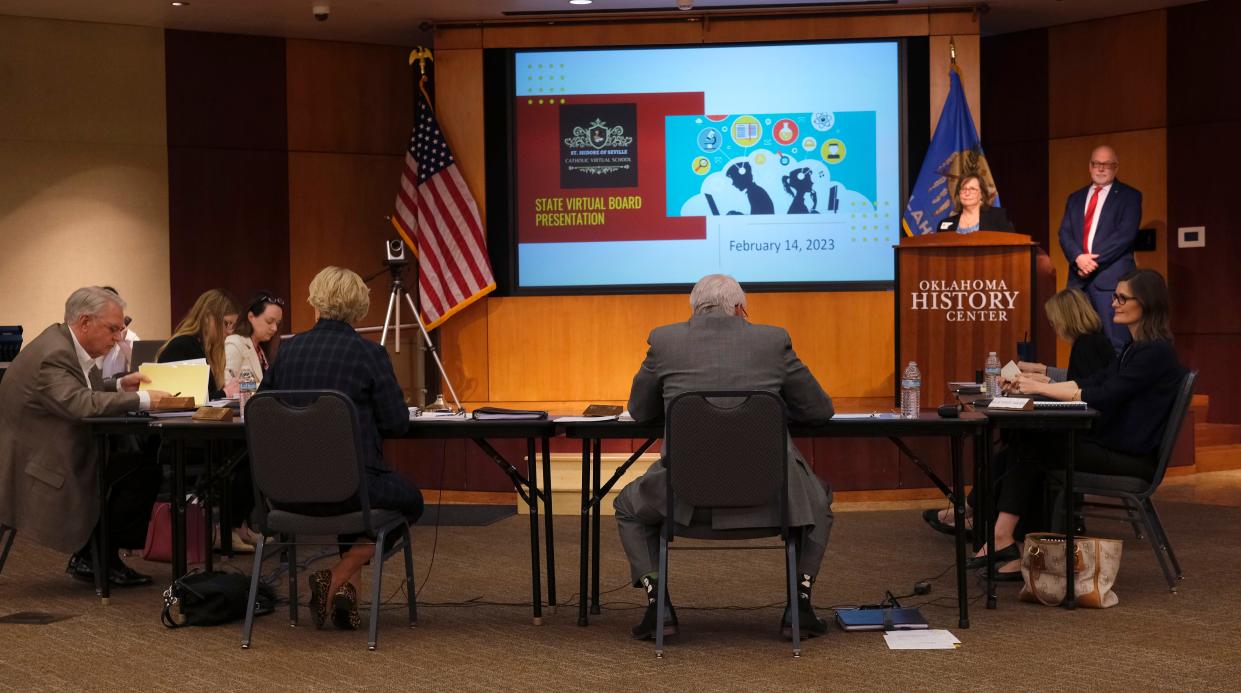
399;46;464;413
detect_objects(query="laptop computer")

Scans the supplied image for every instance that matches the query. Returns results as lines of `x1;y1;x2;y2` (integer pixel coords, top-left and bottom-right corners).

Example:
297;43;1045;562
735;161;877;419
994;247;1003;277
130;339;164;370
834;607;929;631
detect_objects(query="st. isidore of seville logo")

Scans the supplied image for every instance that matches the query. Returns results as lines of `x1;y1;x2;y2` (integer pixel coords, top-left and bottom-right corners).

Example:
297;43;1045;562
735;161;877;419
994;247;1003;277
559;103;638;189
910;279;1020;322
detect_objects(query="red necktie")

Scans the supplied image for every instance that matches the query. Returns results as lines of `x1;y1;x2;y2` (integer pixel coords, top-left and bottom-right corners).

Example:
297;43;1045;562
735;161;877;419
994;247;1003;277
1082;186;1101;253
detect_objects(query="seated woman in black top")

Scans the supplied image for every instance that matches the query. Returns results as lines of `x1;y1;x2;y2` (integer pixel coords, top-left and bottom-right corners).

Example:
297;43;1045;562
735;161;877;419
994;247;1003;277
260;266;424;631
978;269;1186;578
156;289;238;401
936;173;1014;234
923;288;1115;540
1016;288;1116;383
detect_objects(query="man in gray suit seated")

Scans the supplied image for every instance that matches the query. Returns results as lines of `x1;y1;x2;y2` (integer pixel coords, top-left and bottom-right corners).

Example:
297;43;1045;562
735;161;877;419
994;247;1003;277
614;274;835;640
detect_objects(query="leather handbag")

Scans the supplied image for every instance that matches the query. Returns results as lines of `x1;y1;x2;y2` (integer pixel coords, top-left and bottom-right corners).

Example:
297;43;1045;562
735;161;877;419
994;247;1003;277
161;570;275;628
1019;532;1123;608
141;499;210;565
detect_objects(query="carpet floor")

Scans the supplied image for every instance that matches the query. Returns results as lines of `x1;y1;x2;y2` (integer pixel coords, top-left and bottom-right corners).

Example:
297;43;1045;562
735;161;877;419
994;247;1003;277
1;500;1239;692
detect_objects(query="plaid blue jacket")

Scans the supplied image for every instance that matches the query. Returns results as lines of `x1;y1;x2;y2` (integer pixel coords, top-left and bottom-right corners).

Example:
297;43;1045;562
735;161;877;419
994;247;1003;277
260;319;408;471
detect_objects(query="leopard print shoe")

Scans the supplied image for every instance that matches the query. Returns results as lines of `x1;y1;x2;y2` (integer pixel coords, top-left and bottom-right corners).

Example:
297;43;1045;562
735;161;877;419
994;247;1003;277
307;569;332;629
331;582;361;630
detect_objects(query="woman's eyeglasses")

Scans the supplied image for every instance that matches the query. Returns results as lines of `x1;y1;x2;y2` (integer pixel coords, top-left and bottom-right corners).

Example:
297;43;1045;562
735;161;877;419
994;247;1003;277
252;294;286;312
1112;292;1136;306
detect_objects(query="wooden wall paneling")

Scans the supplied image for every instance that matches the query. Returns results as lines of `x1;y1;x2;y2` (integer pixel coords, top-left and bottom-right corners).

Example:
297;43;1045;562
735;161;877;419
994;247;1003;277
438;299;490;402
928;9;981;36
434;49;487;221
482;291;894;404
980;29;1048;147
813;438;900;491
165;30;287;149
746;291;894;398
1047;129;1167;366
285;39;413;155
1167;124;1241;335
1048;10;1166;139
434;26;483;50
464;438;530;492
898;436;973;493
167;147;290;322
285;152;407;332
704;12;928;44
929;34;980;136
486;20;702;48
1167;0;1241;127
1176;335;1241;424
984;140;1050;248
485;294;686;403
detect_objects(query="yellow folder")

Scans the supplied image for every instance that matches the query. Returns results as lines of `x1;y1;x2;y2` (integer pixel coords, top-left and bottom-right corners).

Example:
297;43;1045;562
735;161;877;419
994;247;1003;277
138;362;211;406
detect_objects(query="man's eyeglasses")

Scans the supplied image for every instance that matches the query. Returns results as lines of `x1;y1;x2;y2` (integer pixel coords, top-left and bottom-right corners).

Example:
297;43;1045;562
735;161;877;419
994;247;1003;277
1112;292;1136;306
1090;161;1118;170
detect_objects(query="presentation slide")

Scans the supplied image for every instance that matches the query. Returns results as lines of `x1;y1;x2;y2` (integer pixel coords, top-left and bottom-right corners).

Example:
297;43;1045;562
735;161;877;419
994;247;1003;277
512;41;901;289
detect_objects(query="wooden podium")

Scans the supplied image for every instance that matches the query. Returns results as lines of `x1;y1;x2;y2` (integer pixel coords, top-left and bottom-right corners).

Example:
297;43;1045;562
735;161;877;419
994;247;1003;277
894;232;1057;404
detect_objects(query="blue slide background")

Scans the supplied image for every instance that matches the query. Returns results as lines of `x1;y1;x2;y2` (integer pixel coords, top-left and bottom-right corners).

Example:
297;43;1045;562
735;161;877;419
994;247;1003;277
515;41;901;288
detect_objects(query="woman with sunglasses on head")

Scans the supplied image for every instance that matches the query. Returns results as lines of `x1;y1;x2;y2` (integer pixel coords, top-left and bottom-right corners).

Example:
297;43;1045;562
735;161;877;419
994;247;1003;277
936;173;1014;234
972;269;1187;581
223;292;284;394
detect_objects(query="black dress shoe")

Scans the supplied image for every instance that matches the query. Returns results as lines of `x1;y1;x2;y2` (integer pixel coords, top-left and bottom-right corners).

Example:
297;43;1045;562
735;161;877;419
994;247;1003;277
631;601;678;640
66;554;152;587
781;603;829;638
965;542;1021;570
921;508;974;541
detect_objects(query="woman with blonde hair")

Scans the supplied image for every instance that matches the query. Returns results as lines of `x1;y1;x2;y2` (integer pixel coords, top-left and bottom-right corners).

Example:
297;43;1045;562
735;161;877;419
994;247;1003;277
260;266;423;631
1017;288;1115;384
157;289;239;401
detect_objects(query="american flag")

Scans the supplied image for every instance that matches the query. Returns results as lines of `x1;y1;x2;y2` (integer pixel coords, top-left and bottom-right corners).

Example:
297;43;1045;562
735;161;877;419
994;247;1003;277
392;93;494;330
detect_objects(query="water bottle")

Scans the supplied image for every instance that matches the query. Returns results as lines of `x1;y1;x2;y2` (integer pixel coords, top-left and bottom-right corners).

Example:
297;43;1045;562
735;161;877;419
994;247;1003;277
984;352;1002;397
238;367;257;420
900;361;921;419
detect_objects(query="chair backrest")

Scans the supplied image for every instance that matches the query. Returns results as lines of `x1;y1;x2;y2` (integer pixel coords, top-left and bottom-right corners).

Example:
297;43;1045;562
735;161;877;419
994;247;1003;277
664;390;789;521
244;390;368;516
1148;370;1198;490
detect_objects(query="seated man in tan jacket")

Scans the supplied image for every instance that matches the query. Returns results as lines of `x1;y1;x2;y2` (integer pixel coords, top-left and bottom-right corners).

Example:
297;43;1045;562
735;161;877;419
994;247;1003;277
0;287;169;586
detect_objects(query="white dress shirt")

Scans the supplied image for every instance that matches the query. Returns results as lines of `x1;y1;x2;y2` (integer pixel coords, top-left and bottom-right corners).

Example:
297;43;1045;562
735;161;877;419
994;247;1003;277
1083;182;1113;253
98;328;139;379
69;326;150;409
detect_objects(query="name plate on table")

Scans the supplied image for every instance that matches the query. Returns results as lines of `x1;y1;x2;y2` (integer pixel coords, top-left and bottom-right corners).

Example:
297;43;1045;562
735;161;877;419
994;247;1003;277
986;396;1034;411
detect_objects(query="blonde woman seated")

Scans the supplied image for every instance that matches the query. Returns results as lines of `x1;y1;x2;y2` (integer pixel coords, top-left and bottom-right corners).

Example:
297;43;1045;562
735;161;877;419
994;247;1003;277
1015;288;1115;385
223;291;284;395
259;266;423;630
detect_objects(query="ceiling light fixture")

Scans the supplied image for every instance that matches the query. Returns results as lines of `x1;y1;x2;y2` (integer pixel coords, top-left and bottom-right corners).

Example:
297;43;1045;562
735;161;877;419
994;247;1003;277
171;1;189;6
569;0;592;5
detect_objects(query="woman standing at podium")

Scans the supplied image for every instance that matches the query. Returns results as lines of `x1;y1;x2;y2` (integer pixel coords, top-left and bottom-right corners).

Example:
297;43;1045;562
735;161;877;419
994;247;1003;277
937;173;1014;233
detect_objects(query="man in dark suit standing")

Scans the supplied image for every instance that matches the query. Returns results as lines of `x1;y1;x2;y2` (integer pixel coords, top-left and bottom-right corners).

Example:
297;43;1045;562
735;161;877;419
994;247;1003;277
1058;145;1142;351
614;274;835;640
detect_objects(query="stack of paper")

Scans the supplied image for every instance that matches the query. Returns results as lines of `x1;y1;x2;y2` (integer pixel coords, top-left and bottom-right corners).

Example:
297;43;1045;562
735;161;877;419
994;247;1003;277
139;359;210;407
883;630;961;650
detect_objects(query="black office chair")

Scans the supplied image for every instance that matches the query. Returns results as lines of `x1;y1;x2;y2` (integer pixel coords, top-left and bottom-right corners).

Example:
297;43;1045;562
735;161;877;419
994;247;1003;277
240;390;416;650
1062;370;1196;592
656;390;802;658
